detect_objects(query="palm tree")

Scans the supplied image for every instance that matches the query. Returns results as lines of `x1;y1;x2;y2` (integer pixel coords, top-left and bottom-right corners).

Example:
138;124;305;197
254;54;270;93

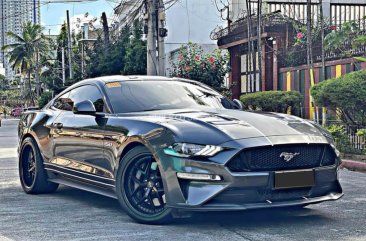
2;21;51;105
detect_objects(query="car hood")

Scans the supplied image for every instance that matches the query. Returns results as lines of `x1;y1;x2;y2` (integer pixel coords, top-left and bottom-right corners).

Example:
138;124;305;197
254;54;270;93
116;108;326;145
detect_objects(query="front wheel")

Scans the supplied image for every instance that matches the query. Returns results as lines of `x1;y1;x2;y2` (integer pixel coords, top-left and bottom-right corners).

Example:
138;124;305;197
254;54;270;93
116;146;172;224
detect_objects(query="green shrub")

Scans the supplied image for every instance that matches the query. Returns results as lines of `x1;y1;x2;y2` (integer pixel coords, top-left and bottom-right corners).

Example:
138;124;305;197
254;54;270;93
311;70;366;126
240;91;303;116
325;124;362;154
38;91;53;109
169;43;229;92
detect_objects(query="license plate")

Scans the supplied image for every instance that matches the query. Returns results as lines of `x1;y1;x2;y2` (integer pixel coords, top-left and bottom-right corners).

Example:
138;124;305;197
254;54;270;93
274;169;315;189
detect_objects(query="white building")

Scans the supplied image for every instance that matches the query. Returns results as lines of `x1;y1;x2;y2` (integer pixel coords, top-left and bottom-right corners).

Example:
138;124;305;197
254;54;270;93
0;0;41;81
109;0;225;76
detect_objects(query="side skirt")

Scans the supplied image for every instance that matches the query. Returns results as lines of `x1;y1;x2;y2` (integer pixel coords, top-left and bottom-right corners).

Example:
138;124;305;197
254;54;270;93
45;166;118;199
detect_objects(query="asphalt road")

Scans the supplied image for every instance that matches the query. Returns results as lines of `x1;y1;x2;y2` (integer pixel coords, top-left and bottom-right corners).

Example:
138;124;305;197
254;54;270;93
0;119;365;241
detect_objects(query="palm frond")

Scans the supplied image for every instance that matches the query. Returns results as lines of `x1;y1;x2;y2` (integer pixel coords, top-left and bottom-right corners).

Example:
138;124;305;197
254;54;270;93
6;31;25;43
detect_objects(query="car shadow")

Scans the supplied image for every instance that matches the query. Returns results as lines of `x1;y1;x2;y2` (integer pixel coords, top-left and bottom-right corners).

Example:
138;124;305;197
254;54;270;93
53;186;334;228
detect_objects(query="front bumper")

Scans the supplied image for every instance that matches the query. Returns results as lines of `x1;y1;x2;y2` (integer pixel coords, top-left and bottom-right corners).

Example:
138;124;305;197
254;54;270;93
172;192;343;211
157;149;343;211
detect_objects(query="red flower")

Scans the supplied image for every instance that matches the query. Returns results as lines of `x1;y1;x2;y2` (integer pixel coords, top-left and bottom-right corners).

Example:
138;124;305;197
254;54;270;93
185;66;190;72
296;32;303;39
178;55;183;61
209;56;215;63
195;55;200;61
330;25;337;31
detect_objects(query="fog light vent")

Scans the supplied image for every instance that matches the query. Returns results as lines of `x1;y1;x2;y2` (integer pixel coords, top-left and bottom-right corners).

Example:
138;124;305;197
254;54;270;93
176;172;221;181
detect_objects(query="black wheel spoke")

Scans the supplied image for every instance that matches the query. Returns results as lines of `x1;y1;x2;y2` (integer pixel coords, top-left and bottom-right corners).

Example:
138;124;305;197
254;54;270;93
136;197;147;205
28;166;35;172
153;188;164;206
148;196;156;211
130;185;143;197
131;175;143;186
21;146;36;187
144;158;153;176
143;188;151;199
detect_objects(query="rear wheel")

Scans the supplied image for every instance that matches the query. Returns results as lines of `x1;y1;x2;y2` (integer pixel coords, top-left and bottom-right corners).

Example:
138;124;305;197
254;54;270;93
116;146;172;224
19;137;58;194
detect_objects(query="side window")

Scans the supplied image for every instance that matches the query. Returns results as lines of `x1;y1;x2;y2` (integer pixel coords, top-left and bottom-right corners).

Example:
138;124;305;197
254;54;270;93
69;85;106;112
53;92;73;111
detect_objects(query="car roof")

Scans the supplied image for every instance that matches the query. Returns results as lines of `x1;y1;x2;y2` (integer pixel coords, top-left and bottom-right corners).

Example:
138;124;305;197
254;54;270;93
74;75;202;85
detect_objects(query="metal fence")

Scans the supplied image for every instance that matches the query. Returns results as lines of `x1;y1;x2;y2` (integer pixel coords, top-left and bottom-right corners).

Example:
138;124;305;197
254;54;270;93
344;125;365;152
327;121;365;154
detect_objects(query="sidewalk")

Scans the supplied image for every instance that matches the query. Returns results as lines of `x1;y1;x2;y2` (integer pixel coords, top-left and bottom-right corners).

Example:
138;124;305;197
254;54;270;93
341;159;366;172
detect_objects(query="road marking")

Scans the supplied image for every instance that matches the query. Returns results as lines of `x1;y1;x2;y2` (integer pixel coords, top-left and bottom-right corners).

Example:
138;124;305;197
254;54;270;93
0;148;17;158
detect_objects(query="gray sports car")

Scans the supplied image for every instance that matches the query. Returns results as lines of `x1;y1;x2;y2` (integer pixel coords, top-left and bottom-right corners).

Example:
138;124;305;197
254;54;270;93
18;76;343;224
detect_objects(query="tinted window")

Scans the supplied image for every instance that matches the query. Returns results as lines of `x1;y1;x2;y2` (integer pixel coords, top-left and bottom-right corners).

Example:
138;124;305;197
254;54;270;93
106;81;231;113
53;92;73;111
69;85;106;112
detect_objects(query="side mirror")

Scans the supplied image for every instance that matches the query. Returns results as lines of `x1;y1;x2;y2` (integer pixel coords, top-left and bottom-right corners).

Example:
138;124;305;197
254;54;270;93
73;100;96;115
233;99;244;110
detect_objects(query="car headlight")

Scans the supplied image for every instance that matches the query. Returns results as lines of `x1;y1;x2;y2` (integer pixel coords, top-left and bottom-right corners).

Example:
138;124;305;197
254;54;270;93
163;143;224;157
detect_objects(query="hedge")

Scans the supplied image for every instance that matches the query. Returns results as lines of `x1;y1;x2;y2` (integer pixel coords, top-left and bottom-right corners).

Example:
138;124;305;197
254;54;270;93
311;69;366;126
240;91;303;115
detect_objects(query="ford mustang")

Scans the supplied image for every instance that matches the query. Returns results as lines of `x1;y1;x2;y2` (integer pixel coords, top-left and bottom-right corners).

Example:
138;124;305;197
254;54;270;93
18;76;343;224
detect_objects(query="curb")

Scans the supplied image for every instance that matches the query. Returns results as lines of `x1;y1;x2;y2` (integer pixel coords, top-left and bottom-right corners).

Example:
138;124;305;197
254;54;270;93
341;159;366;172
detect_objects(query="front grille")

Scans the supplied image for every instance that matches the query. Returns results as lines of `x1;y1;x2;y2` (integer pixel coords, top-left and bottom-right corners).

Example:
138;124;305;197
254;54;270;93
227;144;336;172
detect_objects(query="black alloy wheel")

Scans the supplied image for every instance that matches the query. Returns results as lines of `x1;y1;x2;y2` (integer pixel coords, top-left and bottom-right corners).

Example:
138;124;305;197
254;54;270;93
20;145;36;187
116;146;172;224
19;137;59;194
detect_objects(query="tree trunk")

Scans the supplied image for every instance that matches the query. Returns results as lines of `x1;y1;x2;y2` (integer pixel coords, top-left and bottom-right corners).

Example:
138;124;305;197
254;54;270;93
35;51;40;97
101;12;110;45
28;70;35;106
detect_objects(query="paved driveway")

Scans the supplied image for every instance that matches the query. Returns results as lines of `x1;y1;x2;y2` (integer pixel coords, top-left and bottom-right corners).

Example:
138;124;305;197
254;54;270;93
0;119;365;241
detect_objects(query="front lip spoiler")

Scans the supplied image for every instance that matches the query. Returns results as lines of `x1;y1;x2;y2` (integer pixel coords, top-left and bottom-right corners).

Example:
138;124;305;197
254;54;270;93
168;192;344;211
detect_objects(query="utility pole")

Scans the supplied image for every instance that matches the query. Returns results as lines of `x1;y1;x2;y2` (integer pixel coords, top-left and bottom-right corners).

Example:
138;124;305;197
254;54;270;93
257;0;262;91
61;47;66;86
306;0;315;121
81;43;84;78
157;0;167;76
147;0;158;76
66;10;73;80
319;0;327;125
245;0;253;93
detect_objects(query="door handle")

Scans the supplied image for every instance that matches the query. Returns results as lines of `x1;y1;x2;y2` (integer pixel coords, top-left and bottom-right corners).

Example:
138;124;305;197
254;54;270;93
53;123;63;129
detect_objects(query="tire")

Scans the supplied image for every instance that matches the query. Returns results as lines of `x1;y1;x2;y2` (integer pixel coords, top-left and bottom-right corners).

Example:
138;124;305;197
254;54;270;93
116;146;172;224
19;137;59;194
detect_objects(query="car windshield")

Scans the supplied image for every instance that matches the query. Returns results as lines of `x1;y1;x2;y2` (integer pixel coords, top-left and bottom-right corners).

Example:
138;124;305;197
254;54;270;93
105;80;233;113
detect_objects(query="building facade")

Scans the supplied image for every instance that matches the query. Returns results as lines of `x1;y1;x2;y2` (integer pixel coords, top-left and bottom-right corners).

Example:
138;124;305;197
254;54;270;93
230;0;366;25
213;0;366;119
0;0;41;81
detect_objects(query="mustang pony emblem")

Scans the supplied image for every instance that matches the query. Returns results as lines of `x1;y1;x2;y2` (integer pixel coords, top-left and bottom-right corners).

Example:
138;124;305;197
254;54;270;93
280;152;300;162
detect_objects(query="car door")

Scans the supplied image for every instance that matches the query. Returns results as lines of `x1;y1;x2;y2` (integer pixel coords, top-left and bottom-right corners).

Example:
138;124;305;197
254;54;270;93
51;85;113;182
49;91;75;163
